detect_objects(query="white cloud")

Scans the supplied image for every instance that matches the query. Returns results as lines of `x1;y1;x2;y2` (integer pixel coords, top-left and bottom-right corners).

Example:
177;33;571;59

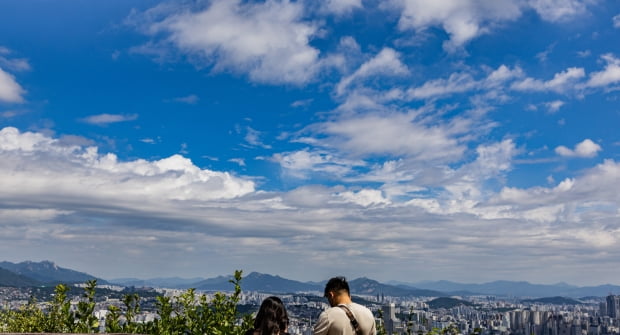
528;0;590;22
337;189;390;207
390;0;594;51
291;98;313;108
317;111;466;161
244;126;271;149
2;126;619;284
555;139;602;158
485;65;524;85
146;0;321;85
0;67;26;103
0;127;255;203
0;57;30;72
512;67;585;93
0;47;31;72
406;64;522;100
229;158;246;167
486;159;620;228
273;149;360;179
336;48;409;96
614;14;620;28
319;0;363;15
80;113;139;125
393;0;523;51
586;54;620;88
408;72;478;99
545;100;564;113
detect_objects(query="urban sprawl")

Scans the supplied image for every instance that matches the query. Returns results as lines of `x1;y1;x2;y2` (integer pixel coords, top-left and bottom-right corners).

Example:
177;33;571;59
1;285;620;335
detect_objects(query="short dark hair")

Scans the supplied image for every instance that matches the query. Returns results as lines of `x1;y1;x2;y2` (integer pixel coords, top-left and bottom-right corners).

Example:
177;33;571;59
324;276;350;297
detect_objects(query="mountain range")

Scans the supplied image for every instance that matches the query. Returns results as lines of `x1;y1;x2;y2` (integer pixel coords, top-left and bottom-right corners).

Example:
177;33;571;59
2;260;620;298
0;260;106;286
391;279;620;298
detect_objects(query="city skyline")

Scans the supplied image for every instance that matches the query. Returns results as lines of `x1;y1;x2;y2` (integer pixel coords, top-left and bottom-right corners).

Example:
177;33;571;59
1;0;620;286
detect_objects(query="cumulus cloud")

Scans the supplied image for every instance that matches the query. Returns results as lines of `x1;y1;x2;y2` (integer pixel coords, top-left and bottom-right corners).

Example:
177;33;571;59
2;127;619;283
337;189;390;207
390;0;594;51
141;0;321;85
393;0;523;51
80;113;139;125
555;139;602;158
586;54;620;88
0;127;255;203
614;14;620;28
0;67;26;103
487;159;620;225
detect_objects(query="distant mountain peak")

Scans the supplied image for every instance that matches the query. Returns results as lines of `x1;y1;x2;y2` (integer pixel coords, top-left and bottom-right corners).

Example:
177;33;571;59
0;260;103;285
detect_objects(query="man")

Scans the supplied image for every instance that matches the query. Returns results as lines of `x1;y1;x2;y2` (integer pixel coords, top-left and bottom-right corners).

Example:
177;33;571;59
314;276;376;335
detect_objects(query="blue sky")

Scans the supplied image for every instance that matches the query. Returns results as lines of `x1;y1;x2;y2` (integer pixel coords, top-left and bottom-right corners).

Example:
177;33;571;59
1;0;620;286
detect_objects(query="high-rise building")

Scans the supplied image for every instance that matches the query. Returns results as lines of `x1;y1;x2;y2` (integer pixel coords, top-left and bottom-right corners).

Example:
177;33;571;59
599;302;607;317
606;295;620;319
381;303;400;335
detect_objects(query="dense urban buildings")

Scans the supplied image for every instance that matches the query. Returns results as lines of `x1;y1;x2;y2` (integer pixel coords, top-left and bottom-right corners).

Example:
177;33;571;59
2;285;620;335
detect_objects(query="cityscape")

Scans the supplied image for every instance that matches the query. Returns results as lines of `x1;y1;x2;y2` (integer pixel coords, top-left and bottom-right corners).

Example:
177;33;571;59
1;260;620;334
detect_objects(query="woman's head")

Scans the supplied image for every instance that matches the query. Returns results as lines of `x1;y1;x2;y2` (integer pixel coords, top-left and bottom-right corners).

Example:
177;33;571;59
254;296;288;334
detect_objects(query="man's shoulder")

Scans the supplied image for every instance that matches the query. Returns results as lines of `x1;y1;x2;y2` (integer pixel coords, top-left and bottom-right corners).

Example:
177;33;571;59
349;303;374;315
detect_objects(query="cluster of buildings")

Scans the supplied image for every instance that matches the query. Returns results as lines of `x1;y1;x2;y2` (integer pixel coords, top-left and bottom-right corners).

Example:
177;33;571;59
2;284;620;335
375;294;620;335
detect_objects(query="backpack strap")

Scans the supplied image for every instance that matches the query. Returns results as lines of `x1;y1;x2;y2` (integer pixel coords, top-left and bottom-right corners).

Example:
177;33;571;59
338;304;363;335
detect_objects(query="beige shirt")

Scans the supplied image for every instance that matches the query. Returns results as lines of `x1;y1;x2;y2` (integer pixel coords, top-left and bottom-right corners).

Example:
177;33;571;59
313;303;376;335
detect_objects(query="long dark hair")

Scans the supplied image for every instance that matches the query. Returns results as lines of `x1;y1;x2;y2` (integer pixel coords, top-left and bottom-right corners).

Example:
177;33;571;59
254;296;289;335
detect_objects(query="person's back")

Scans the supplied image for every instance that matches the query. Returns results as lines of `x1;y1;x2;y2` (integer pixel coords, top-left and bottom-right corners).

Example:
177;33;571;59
313;302;375;335
313;277;376;335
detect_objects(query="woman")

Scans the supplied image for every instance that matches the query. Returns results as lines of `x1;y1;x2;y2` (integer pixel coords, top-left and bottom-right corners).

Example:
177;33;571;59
245;296;290;335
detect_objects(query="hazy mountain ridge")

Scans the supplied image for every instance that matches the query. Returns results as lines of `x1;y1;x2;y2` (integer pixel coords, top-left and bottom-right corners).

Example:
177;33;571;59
392;280;620;298
426;297;475;309
0;261;106;285
0;267;42;287
349;277;445;297
110;276;205;288
194;272;322;293
521;296;584;305
2;260;619;298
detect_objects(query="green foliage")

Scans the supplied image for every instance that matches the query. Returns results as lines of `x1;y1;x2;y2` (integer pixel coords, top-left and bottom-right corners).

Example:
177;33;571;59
376;308;387;335
74;279;100;332
424;323;460;335
0;270;252;335
46;283;73;332
0;296;46;332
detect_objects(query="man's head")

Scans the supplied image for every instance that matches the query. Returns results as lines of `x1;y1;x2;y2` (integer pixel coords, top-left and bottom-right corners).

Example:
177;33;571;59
324;276;351;306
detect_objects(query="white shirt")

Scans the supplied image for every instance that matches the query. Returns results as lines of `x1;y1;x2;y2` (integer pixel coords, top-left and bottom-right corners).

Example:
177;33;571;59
313;303;376;335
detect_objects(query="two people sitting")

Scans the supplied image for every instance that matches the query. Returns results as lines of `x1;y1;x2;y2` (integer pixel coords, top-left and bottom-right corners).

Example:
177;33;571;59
245;276;376;335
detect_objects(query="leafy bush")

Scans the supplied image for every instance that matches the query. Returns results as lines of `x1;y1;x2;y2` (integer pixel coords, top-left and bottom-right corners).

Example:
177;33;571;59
0;270;252;334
